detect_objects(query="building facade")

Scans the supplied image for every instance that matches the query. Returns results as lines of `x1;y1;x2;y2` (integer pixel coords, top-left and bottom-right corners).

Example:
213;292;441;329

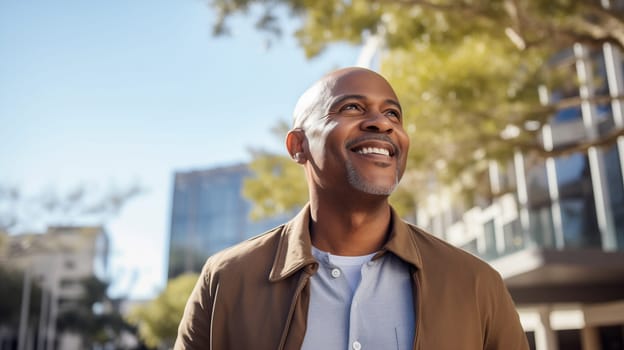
1;226;109;350
415;43;624;349
167;163;289;280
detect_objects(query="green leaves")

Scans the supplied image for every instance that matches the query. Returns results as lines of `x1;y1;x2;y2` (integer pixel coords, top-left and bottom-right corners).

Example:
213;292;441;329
243;151;308;219
206;0;624;216
0;267;41;326
127;273;199;348
295;0;383;57
384;33;547;188
55;277;133;346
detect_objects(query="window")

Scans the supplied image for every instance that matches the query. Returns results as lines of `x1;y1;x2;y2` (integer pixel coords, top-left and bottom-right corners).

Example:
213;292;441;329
460;239;478;256
556;329;582;350
605;145;624;250
599;324;624;349
555;153;601;248
525;331;536;350
64;259;75;270
483;220;497;259
503;219;524;253
529;206;556;248
60;279;78;288
525;155;556;248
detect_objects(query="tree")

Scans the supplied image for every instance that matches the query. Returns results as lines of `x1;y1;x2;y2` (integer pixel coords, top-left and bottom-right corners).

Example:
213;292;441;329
209;1;624;55
127;273;199;349
0;266;41;329
0;183;144;233
0;183;145;346
56;276;135;348
208;0;624;216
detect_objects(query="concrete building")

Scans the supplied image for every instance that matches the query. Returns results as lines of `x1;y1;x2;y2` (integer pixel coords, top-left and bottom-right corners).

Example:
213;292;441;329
167;163;289;279
414;43;624;349
1;226;109;350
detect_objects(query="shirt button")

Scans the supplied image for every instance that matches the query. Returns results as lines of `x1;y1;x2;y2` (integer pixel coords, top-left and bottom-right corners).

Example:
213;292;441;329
352;341;362;350
330;268;341;278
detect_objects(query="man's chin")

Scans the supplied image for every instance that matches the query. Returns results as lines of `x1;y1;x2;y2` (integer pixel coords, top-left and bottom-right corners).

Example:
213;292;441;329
347;178;398;196
345;161;400;195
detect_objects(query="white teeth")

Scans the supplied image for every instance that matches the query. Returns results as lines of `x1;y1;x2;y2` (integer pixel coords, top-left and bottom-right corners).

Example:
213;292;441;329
357;147;390;156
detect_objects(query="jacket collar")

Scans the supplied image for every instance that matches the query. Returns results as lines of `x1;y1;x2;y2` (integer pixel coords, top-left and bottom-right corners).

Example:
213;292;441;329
268;203;423;282
269;204;317;282
383;207;423;270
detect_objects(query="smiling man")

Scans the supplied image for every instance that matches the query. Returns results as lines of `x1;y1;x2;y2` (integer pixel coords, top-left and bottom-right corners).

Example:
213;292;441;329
174;67;529;350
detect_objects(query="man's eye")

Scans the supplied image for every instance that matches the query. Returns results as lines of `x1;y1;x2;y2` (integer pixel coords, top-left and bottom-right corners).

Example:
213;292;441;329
386;110;401;119
342;103;362;112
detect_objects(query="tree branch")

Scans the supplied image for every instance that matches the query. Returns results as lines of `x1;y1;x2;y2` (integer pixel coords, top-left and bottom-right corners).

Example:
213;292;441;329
375;0;495;18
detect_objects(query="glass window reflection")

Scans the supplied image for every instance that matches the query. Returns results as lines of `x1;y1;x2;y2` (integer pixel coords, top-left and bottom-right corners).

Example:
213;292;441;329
555;153;601;248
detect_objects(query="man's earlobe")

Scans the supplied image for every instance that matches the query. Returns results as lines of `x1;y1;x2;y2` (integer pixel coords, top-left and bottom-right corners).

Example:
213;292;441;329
286;129;306;164
293;152;305;163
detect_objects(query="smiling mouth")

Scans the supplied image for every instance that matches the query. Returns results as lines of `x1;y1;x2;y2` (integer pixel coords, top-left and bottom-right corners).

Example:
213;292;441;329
347;135;398;158
354;146;392;157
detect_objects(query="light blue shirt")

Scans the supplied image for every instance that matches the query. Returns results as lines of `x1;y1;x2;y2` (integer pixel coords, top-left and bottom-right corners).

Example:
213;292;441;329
301;247;415;350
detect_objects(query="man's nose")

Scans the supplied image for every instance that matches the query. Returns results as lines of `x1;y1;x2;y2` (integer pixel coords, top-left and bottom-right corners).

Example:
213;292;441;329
361;112;394;133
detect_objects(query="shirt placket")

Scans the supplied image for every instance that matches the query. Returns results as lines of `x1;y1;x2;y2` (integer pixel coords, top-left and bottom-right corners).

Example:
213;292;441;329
347;259;377;350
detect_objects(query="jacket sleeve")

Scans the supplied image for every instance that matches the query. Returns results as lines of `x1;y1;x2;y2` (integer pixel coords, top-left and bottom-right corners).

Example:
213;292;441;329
174;260;216;350
484;271;529;350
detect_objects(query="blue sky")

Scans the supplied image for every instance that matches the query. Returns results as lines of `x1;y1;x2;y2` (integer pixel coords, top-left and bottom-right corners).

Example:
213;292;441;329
0;0;362;298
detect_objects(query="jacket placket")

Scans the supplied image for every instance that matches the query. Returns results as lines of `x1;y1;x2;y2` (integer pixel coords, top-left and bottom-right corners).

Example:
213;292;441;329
278;268;314;350
411;267;422;350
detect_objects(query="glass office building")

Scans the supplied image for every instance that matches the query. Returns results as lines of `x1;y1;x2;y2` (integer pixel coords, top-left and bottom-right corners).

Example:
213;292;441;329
167;163;289;279
414;43;624;350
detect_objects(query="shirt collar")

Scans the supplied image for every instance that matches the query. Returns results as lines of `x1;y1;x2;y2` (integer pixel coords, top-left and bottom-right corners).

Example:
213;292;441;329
268;203;423;282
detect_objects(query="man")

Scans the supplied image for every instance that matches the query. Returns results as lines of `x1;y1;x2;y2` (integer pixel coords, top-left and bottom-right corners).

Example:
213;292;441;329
175;67;529;349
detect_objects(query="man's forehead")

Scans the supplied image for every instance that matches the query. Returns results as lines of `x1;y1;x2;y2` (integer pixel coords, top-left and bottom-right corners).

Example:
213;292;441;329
321;68;398;99
292;67;398;127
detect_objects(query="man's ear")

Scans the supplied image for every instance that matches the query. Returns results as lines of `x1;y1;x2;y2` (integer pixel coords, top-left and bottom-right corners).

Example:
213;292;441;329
286;129;306;164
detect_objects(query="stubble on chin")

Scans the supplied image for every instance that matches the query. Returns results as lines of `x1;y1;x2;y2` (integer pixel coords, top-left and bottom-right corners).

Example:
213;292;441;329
345;160;400;196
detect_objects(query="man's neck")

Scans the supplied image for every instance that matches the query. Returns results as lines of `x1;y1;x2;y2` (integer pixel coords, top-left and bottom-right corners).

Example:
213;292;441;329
308;194;392;256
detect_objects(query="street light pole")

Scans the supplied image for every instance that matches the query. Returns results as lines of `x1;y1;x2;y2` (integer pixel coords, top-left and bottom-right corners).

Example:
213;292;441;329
36;285;49;350
17;267;32;350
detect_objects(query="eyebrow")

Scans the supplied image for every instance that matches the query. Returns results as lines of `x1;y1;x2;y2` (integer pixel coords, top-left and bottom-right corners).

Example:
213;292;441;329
329;94;403;113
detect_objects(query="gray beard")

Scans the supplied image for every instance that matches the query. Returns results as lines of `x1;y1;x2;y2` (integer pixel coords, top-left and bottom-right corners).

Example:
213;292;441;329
345;160;399;195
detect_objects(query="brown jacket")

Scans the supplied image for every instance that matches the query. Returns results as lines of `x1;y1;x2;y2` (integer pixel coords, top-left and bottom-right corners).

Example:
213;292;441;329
175;205;529;350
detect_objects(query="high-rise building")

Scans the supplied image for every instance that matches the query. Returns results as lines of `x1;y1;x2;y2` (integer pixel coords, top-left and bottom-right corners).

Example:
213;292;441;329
167;163;289;280
414;44;624;350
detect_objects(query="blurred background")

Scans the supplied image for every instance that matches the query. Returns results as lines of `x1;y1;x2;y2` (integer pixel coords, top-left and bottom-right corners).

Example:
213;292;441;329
1;0;624;349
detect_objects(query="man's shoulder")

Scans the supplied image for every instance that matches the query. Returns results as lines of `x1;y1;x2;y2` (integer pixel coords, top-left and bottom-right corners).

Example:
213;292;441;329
203;224;286;273
404;222;501;279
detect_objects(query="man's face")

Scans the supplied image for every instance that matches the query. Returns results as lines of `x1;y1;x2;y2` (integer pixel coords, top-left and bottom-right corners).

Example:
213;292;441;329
302;69;410;196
